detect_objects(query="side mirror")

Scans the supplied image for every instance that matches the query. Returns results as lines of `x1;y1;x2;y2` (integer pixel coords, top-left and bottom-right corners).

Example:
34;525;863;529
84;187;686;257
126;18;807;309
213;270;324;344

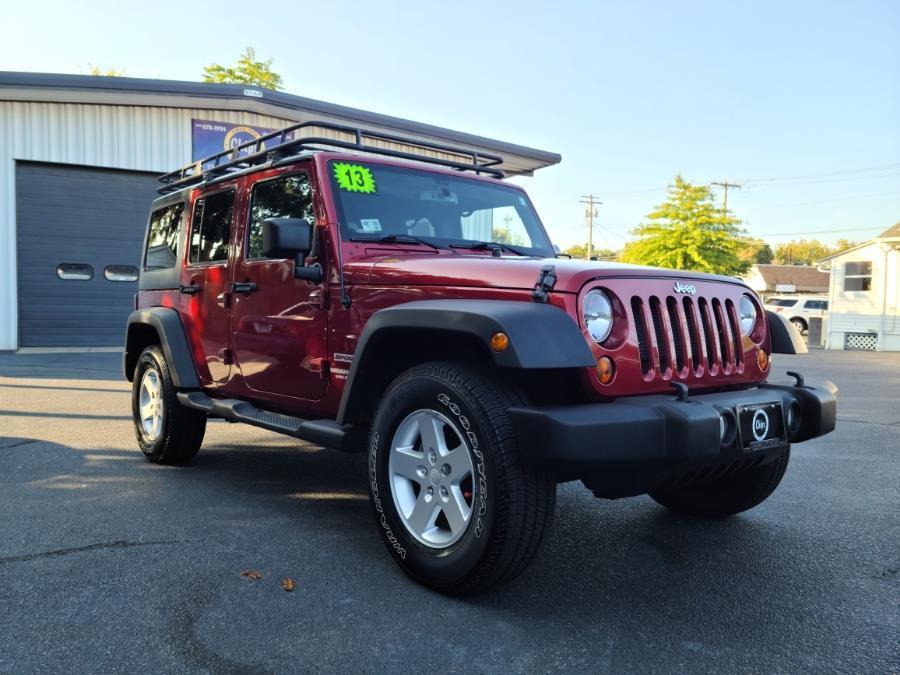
261;218;323;282
262;218;313;258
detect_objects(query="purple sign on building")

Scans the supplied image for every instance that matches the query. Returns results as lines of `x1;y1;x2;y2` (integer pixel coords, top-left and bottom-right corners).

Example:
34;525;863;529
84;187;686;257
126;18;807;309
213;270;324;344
191;119;291;166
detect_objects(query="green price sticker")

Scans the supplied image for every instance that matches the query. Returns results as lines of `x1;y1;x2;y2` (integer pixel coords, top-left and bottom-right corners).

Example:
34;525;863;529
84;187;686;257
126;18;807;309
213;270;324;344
333;162;377;194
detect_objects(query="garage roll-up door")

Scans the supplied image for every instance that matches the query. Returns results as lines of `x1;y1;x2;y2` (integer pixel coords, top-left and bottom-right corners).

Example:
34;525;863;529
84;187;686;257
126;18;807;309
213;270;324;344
16;162;160;347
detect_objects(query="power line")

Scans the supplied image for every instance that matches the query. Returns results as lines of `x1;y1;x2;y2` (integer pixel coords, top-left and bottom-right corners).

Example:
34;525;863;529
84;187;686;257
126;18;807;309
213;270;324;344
752;190;900;209
735;163;900;184
750;225;887;238
742;171;900;188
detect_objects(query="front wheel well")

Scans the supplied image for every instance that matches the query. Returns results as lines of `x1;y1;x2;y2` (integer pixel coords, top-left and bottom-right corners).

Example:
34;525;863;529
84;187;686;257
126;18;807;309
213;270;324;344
340;327;585;425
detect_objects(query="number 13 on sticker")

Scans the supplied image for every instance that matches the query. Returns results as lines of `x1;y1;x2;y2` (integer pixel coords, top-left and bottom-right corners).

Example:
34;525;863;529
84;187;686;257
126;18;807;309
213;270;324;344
333;162;377;194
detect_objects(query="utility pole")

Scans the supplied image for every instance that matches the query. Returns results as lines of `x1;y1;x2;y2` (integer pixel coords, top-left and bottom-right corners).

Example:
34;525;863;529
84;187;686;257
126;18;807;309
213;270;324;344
711;181;741;213
579;194;603;259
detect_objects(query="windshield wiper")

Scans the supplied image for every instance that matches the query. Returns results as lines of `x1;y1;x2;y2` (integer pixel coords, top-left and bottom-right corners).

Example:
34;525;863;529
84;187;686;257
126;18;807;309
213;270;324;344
349;234;443;250
450;240;527;256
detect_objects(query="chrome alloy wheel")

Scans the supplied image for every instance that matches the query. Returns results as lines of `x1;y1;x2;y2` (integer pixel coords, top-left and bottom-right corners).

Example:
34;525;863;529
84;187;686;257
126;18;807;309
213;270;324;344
388;409;476;548
138;368;164;441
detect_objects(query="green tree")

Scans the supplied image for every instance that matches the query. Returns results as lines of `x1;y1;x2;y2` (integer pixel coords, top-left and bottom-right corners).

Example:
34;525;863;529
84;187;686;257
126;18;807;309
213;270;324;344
833;238;858;254
773;239;833;265
83;64;126;76
492;227;527;246
202;47;283;90
621;175;748;274
738;239;774;264
562;243;619;260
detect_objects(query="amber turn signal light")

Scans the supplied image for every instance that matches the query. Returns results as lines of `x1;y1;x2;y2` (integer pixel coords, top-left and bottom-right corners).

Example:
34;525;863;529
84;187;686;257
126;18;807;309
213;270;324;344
490;332;509;352
757;349;769;371
596;356;615;384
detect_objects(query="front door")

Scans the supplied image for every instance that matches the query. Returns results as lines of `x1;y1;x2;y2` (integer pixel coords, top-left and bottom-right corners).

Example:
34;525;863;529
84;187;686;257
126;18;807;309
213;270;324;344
180;186;238;386
231;168;328;401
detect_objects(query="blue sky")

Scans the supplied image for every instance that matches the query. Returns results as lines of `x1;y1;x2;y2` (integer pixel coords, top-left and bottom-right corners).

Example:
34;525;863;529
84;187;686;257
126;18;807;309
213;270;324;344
2;0;898;249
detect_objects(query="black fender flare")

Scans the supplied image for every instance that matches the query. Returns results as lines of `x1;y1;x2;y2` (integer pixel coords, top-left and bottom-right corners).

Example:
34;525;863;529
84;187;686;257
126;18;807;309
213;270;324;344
336;299;596;425
766;310;808;354
123;308;200;388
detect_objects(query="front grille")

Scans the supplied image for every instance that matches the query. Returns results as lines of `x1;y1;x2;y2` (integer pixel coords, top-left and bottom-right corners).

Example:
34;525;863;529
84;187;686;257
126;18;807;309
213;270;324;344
632;296;651;374
649;297;670;374
632;291;743;380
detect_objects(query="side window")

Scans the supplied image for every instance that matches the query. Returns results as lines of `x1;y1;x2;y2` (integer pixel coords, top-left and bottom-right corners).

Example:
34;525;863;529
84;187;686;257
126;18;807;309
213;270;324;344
190;190;235;264
460;205;533;247
246;173;314;259
771;298;798;307
844;261;872;291
145;203;184;270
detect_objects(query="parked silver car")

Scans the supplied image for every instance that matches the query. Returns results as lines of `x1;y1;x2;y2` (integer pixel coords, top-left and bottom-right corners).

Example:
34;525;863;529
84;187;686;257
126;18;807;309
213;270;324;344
763;295;829;334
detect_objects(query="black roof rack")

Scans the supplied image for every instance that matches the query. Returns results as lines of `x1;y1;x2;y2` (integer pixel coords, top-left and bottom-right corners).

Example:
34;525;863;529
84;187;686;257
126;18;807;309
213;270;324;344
157;120;505;194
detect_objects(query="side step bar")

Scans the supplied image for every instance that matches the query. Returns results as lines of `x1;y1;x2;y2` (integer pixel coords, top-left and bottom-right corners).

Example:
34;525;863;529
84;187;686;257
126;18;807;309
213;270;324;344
176;391;366;452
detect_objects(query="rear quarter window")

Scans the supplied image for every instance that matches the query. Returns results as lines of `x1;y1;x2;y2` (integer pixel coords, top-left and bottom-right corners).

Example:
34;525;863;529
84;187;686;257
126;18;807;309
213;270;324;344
145;203;185;270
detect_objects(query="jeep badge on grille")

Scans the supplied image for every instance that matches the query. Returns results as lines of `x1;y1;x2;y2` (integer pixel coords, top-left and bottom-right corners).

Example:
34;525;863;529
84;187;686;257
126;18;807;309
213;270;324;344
673;282;697;295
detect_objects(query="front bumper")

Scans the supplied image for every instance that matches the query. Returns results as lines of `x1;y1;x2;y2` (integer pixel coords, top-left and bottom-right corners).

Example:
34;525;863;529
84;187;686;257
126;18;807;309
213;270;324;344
509;376;837;498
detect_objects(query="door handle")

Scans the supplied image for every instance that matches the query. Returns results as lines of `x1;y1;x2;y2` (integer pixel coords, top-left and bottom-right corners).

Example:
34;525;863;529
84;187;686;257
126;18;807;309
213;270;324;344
231;281;258;294
179;284;201;295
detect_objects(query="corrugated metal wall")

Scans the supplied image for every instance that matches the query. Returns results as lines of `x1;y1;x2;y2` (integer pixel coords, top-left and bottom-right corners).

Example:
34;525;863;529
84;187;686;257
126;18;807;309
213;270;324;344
0;101;296;349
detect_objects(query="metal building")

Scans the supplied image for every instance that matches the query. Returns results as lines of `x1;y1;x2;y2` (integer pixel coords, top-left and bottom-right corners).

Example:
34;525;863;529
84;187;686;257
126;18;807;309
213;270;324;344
0;72;559;350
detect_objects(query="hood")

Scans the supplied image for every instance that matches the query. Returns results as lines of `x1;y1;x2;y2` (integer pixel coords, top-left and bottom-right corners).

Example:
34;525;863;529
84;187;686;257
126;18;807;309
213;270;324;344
346;252;749;294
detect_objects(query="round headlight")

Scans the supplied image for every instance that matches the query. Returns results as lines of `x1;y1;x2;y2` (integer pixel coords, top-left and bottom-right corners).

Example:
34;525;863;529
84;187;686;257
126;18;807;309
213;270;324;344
739;294;758;335
583;289;613;342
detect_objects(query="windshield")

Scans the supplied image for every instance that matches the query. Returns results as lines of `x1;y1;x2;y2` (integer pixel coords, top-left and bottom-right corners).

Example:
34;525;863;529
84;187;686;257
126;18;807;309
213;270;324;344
328;160;554;256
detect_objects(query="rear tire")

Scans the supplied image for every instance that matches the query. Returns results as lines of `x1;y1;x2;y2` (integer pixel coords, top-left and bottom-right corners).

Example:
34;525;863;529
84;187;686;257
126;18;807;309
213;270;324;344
367;361;556;595
790;317;807;334
131;345;206;464
649;448;790;518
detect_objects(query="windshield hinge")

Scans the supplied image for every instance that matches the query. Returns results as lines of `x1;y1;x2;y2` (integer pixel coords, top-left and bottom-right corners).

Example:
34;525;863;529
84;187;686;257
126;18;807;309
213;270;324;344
532;264;558;303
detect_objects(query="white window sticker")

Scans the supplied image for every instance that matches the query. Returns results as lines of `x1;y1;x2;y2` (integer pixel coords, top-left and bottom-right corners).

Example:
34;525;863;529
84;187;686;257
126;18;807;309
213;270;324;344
359;219;382;233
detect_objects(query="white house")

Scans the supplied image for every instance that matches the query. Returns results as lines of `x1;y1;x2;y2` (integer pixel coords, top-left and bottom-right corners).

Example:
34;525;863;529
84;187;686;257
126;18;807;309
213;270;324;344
818;223;900;351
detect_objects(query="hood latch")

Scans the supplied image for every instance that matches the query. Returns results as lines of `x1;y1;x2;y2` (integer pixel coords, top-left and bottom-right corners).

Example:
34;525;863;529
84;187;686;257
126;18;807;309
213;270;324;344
532;265;558;303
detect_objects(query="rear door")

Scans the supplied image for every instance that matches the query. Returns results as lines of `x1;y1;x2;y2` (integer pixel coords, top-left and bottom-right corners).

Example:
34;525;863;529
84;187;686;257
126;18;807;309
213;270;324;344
180;186;239;386
230;167;328;402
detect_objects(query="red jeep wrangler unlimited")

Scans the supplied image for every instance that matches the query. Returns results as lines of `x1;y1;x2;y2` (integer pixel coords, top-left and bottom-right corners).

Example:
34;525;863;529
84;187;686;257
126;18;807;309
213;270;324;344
125;122;837;594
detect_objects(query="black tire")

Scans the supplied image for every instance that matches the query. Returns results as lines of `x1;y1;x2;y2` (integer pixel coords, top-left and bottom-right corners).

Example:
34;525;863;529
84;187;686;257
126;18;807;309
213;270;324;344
790;317;808;334
131;345;206;464
368;361;556;595
649;448;790;518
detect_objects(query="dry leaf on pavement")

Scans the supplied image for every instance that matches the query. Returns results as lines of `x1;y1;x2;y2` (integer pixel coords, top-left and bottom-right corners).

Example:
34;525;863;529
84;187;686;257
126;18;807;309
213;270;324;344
240;570;263;580
281;577;296;592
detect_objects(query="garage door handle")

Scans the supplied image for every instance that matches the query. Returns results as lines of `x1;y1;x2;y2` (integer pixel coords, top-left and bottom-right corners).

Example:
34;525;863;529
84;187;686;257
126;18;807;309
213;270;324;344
231;281;258;294
179;284;201;295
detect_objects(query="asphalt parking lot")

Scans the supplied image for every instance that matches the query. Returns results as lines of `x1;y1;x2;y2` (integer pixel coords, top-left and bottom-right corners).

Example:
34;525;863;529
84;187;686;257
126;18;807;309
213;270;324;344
0;349;897;673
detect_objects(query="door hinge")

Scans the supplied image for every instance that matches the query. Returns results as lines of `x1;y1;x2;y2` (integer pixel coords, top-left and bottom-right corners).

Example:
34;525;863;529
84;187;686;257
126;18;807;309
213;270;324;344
532;264;558;303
